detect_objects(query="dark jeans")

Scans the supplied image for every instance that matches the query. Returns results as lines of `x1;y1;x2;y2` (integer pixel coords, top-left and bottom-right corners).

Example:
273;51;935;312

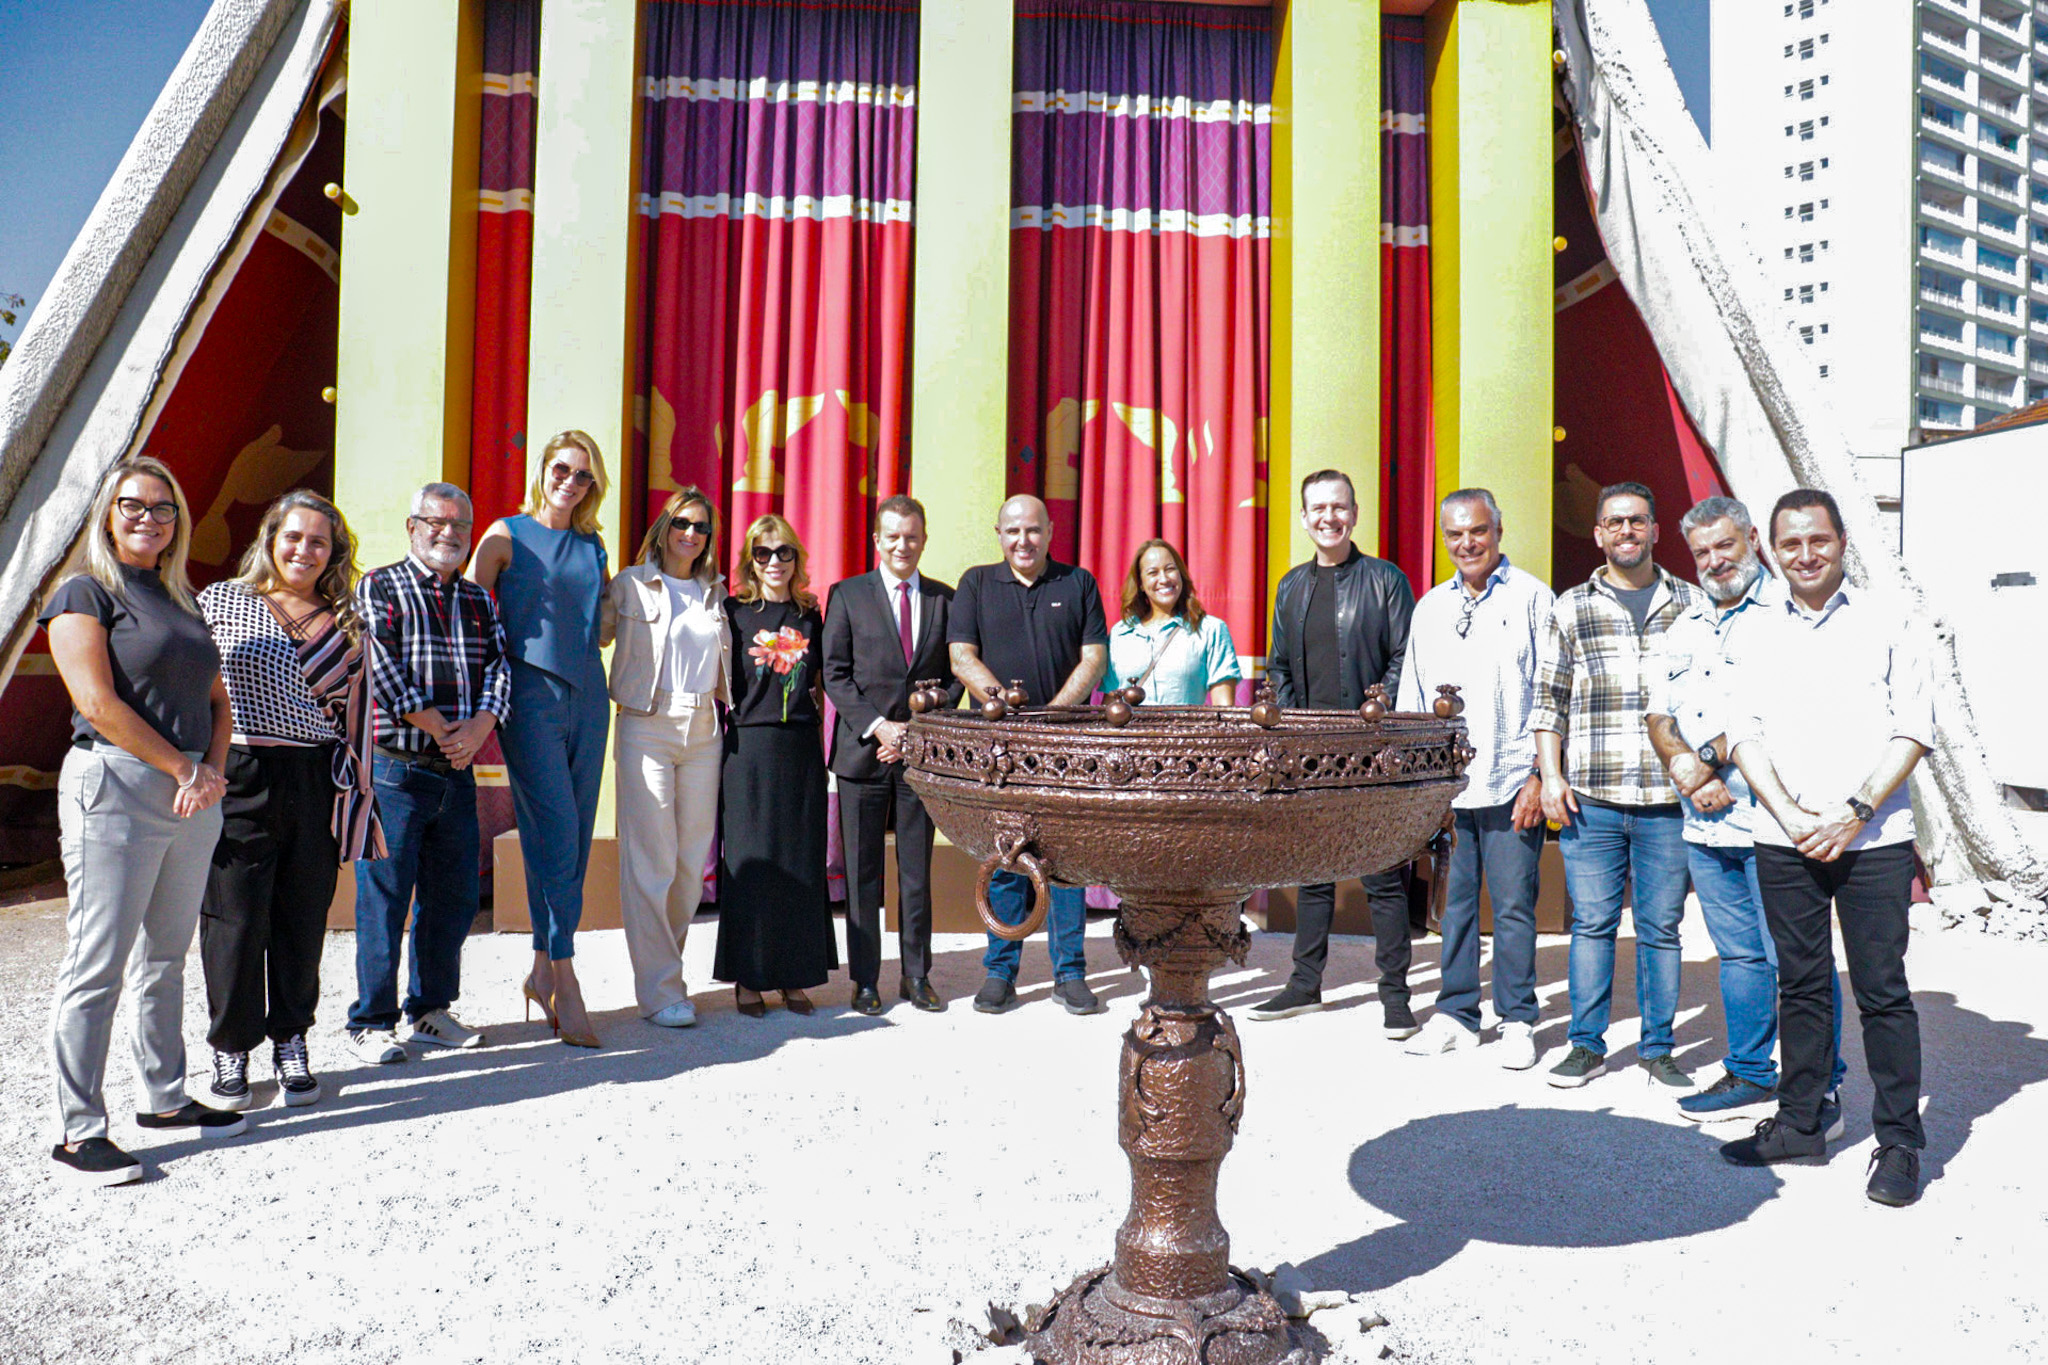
982;870;1088;983
1756;841;1924;1150
1437;801;1544;1030
349;754;479;1030
201;744;340;1052
1289;869;1411;1001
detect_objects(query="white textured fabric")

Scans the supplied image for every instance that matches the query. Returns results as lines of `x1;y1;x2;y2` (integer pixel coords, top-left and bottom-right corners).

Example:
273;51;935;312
1397;558;1554;810
1728;585;1934;852
655;574;723;700
1555;0;2047;902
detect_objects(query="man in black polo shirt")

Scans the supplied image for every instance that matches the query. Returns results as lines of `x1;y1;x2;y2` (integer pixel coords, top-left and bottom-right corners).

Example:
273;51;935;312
1250;469;1420;1039
949;493;1109;1016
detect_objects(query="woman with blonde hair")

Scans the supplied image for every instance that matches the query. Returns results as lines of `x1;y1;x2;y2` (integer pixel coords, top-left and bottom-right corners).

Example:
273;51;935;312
1103;538;1241;706
714;514;837;1016
39;456;243;1185
470;430;611;1047
602;486;730;1028
196;489;383;1111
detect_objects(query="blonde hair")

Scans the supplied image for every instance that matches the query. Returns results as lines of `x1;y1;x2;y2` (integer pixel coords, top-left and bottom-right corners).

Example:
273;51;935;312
637;485;722;583
522;429;608;537
77;456;199;614
233;489;364;640
733;513;816;613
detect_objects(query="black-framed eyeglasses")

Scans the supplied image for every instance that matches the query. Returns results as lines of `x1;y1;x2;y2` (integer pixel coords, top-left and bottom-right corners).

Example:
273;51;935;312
411;515;473;534
1598;514;1652;532
115;498;180;525
1455;592;1480;639
673;517;711;537
548;461;596;488
751;544;797;564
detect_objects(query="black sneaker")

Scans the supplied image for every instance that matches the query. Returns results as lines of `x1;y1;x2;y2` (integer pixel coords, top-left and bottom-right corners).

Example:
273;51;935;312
973;976;1018;1014
134;1100;248;1140
1053;978;1104;1015
1819;1087;1845;1142
209;1049;253;1111
273;1034;322;1107
1546;1045;1608;1088
1719;1115;1827;1167
1641;1055;1695;1092
1247;984;1323;1021
1865;1145;1921;1207
51;1137;142;1188
1381;999;1419;1041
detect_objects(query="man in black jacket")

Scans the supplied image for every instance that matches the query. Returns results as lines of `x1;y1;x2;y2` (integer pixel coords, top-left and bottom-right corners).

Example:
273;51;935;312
1249;469;1420;1038
822;495;962;1015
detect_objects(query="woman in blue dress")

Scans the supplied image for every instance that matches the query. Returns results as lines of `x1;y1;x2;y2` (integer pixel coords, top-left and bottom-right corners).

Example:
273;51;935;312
1103;539;1242;706
470;430;610;1048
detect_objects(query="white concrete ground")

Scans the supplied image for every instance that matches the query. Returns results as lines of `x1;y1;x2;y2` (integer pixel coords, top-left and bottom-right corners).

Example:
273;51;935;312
1;889;2044;1365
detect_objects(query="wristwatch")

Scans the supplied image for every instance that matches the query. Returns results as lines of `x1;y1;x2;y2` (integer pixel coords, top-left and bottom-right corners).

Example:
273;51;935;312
1696;741;1722;768
1847;796;1875;823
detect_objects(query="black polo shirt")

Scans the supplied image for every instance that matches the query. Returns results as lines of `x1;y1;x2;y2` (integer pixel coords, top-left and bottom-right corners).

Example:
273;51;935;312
949;559;1109;707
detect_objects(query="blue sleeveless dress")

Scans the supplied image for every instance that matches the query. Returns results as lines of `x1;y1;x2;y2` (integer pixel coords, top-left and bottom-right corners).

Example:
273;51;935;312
494;514;609;959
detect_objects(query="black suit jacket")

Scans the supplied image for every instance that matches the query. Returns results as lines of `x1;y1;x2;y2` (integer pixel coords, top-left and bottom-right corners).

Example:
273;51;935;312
822;570;962;781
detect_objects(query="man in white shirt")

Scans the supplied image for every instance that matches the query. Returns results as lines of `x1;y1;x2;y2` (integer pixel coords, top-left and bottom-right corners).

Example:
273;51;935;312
1396;489;1552;1068
1719;489;1932;1208
1646;497;1845;1129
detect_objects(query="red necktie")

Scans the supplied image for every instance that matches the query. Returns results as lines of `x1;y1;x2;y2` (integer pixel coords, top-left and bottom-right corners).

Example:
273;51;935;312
897;581;914;664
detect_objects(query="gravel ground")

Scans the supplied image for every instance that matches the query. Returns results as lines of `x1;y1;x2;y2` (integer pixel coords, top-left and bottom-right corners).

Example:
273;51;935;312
1;887;2044;1365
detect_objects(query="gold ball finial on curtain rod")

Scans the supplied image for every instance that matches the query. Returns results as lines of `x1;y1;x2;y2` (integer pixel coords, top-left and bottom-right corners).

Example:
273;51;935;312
1553;236;1568;253
1553;50;1567;69
1553;426;1567;443
321;386;338;405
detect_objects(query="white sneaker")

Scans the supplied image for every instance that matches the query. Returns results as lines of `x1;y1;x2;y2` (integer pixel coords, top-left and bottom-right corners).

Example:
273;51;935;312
649;999;698;1028
1403;1013;1480;1056
405;1009;484;1049
1495;1020;1540;1071
345;1027;407;1065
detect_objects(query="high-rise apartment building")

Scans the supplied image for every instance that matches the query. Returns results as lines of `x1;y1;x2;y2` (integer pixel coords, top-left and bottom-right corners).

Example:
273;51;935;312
1710;0;2043;503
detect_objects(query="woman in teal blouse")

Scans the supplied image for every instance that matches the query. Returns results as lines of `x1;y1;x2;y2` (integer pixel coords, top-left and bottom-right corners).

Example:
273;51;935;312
1103;540;1242;706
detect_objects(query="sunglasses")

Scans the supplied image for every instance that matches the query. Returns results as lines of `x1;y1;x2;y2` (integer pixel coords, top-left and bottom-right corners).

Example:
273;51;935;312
115;498;180;525
548;461;596;488
411;515;473;534
751;544;797;564
672;516;711;537
1455;592;1479;639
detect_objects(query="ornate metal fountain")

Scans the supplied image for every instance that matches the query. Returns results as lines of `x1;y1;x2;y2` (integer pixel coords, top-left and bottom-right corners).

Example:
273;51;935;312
901;680;1473;1365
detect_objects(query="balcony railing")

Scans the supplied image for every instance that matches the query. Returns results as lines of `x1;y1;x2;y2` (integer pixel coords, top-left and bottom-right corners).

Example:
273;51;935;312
1979;133;2031;166
1919;373;1970;395
1921;156;1971;184
1922;28;1973;62
1923;284;1970;308
1921;112;1972;143
1975;387;2020;406
1921;196;1971;224
1980;178;2027;204
1922;329;1973;353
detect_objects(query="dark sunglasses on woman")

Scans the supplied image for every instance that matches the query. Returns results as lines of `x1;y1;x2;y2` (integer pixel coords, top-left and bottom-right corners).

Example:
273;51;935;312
750;544;797;564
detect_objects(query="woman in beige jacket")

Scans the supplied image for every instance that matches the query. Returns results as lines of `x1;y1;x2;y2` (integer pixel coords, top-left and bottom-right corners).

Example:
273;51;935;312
601;486;731;1027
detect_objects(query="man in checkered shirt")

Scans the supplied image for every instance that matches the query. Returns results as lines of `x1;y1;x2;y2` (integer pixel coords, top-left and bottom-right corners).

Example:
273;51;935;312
1532;481;1702;1091
345;482;511;1065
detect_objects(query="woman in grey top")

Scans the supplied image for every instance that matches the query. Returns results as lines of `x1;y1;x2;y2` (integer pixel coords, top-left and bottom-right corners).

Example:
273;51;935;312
38;456;244;1187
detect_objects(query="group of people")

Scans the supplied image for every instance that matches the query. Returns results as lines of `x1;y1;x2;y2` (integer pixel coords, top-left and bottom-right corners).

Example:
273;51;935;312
1247;470;1929;1209
38;444;1931;1209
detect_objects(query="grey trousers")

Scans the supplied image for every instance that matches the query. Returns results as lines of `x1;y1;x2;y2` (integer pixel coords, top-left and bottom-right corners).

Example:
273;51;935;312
53;745;222;1143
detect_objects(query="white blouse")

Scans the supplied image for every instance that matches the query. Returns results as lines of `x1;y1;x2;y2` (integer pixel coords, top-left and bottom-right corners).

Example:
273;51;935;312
657;573;724;698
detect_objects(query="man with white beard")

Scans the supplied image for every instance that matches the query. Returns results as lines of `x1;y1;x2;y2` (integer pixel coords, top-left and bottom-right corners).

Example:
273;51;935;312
1645;497;1845;1129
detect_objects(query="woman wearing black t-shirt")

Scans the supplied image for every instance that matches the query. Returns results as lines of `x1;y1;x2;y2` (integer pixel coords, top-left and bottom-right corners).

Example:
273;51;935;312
713;514;837;1016
38;457;243;1186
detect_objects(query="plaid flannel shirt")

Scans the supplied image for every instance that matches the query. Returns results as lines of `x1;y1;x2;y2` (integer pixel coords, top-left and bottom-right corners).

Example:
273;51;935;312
1532;566;1701;807
357;556;512;754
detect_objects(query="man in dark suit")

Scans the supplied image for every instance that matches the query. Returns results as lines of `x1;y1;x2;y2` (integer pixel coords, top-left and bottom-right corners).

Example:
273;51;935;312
823;494;962;1015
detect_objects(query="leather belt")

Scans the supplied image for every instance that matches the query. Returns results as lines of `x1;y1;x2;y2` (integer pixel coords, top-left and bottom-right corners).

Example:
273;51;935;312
374;743;456;774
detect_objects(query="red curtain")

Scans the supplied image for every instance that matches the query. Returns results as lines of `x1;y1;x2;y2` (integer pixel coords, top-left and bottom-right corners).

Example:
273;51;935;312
470;0;540;532
1380;15;1434;597
1007;0;1272;662
634;0;918;589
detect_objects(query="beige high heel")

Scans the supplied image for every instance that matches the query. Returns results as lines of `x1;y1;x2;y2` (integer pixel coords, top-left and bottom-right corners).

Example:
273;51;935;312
522;976;559;1033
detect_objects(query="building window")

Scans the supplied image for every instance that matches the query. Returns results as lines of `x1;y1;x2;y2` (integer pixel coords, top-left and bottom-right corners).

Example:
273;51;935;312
1799;325;1815;344
1819;365;1830;377
1798;284;1815;303
1981;204;2021;234
1980;326;2018;355
1919;224;1966;257
1798;243;1816;262
1799;201;1815;221
1799;79;1815;99
1980;245;2021;275
1983;285;2020;315
1798;121;1815;140
1785;287;1795;300
1799;160;1816;181
1798;38;1815;58
1919;398;1964;425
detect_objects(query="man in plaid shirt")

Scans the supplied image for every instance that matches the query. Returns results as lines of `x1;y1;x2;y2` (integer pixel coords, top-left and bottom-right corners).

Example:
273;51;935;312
346;482;511;1065
1533;481;1701;1091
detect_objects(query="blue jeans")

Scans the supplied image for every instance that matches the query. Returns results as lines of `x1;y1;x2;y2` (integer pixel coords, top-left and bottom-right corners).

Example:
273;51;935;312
501;661;608;960
1438;801;1544;1030
1559;800;1688;1058
981;869;1088;983
1689;843;1846;1090
349;755;478;1029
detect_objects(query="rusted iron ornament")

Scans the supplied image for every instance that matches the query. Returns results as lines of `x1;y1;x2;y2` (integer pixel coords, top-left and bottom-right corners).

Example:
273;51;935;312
903;683;1473;1365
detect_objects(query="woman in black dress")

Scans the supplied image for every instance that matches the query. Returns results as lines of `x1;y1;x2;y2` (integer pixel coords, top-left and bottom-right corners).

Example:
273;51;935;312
714;513;837;1016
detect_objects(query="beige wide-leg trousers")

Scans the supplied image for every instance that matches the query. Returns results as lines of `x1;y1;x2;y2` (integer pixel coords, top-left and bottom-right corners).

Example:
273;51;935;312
615;700;722;1015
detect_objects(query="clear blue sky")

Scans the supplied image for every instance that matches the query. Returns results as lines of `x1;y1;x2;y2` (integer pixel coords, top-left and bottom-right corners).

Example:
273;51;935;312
0;0;213;342
0;0;1712;351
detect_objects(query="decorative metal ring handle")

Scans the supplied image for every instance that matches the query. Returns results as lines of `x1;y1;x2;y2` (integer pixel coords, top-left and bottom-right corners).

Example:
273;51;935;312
974;834;1051;941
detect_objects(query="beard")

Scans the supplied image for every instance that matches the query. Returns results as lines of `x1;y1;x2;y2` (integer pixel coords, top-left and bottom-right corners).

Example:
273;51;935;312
1606;540;1650;571
1705;556;1763;606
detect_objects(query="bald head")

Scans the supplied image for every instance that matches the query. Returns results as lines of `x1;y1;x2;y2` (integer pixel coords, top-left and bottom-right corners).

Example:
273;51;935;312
996;494;1052;582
